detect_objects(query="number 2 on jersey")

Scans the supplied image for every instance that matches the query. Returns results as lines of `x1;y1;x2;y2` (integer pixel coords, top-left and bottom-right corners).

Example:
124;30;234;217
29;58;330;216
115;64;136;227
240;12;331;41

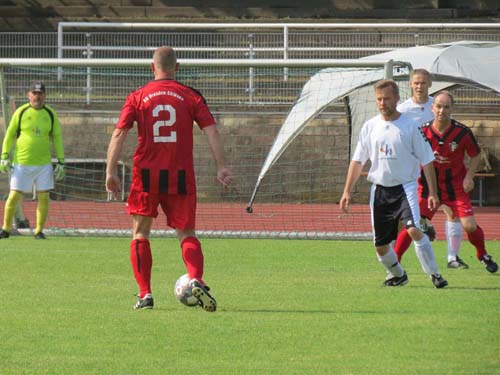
153;104;177;143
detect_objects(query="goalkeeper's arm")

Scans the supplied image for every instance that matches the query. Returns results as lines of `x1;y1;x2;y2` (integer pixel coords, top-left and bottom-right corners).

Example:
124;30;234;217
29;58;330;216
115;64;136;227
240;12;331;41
0;152;11;173
54;159;65;181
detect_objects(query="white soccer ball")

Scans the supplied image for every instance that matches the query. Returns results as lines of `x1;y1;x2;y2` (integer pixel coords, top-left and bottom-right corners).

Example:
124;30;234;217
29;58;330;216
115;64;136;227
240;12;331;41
174;274;199;307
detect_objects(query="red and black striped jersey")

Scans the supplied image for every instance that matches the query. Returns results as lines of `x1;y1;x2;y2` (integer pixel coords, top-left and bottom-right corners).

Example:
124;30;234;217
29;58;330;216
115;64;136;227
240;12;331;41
419;119;480;200
116;79;216;194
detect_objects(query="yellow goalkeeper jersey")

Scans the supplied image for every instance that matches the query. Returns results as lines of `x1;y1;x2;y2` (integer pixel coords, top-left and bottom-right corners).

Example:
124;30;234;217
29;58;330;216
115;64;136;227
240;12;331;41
1;103;64;166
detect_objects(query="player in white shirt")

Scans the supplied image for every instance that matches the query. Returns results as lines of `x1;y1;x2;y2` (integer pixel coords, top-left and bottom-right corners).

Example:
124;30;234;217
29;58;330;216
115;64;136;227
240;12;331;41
395;69;465;269
340;79;448;288
396;69;437;240
397;96;433;123
397;68;434;125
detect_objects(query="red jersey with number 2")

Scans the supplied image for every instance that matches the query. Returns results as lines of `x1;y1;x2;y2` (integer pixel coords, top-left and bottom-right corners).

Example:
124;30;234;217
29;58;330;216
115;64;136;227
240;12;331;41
418;119;480;201
116;79;216;195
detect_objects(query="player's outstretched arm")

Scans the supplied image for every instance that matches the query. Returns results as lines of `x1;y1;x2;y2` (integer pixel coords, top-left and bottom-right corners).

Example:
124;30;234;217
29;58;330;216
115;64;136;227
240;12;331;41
340;160;363;213
422;162;439;210
203;124;232;187
106;128;129;197
464;154;480;193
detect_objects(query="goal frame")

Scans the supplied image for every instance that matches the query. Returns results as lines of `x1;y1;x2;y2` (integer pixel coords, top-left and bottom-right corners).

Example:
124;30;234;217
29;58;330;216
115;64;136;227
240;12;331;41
0;58;403;239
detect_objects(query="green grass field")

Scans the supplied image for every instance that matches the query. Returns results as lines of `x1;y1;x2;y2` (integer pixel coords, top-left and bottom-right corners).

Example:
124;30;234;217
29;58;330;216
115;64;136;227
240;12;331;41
1;237;499;375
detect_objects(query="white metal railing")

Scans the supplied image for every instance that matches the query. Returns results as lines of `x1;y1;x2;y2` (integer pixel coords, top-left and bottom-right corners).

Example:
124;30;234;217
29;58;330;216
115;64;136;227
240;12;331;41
51;22;500;104
0;58;404;68
0;57;405;129
1;23;499;108
2;57;402;105
57;22;500;60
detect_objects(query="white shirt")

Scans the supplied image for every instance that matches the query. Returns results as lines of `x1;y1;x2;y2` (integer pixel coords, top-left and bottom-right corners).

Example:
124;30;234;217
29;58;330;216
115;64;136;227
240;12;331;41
397;96;433;125
352;113;435;187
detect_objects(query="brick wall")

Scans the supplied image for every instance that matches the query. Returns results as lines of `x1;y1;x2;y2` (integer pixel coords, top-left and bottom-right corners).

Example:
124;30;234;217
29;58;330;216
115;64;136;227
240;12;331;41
461;117;500;205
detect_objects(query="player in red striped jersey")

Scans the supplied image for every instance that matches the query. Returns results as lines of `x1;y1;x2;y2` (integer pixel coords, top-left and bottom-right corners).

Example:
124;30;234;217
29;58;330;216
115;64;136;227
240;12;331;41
394;91;498;273
106;46;232;311
396;69;457;266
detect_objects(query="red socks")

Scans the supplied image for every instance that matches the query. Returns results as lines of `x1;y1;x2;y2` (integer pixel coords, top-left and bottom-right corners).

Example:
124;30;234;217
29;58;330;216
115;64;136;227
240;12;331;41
467;225;487;260
394;228;413;262
130;236;205;297
181;236;204;281
130;239;153;298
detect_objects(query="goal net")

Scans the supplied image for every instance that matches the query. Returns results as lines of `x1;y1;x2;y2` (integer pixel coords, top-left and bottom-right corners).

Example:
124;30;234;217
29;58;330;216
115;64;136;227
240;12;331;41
0;58;403;238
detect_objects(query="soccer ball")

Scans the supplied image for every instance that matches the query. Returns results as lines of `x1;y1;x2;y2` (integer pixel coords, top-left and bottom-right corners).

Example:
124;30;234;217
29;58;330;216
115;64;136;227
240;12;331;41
174;274;199;307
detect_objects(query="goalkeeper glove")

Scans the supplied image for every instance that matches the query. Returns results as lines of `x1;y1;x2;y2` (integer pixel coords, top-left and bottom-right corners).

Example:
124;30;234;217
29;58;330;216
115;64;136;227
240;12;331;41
0;153;11;174
54;161;65;181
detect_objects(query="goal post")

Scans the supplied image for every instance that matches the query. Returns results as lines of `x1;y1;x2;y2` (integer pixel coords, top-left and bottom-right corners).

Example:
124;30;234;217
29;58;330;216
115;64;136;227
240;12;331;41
0;58;403;239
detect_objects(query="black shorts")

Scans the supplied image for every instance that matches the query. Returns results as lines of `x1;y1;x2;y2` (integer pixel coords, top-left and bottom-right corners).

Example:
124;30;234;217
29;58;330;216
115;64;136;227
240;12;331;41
370;183;420;247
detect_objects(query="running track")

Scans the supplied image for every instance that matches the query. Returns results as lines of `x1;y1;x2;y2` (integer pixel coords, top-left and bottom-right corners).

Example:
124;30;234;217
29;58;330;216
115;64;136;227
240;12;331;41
4;202;499;240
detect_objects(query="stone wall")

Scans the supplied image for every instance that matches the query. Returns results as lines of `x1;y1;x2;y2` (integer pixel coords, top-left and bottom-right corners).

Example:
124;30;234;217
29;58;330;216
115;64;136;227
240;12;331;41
212;112;500;205
461;117;500;205
0;110;498;204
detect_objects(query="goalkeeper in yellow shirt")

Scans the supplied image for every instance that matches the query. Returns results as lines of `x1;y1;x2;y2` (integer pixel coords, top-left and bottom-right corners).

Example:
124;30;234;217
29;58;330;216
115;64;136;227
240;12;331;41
0;81;65;239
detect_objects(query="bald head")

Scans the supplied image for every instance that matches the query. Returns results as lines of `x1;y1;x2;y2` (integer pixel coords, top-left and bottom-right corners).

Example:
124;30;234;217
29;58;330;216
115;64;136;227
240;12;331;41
152;46;178;77
433;90;454;106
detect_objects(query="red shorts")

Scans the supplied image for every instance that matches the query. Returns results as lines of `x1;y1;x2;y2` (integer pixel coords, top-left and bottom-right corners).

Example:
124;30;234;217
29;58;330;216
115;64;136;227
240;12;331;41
419;190;474;220
126;189;196;230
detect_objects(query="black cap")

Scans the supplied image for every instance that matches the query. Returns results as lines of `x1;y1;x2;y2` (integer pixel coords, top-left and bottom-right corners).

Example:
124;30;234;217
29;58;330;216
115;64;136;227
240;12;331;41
30;81;45;93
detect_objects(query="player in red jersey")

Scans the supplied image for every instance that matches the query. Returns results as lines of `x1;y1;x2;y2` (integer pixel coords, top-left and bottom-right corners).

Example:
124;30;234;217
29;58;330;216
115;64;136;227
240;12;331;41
394;91;498;273
106;46;232;311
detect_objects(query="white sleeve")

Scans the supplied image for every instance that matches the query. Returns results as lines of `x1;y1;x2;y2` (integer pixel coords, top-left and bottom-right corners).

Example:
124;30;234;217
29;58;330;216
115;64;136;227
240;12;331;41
397;98;410;113
352;123;369;165
413;125;435;166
